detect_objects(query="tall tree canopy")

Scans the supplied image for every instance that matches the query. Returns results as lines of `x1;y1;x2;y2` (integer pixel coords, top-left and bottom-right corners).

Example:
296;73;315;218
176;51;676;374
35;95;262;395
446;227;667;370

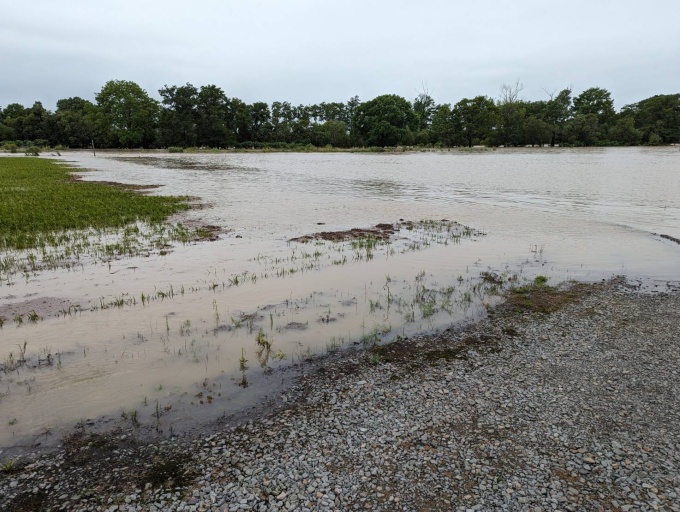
95;80;159;148
158;83;198;147
55;97;96;148
354;94;415;147
623;94;680;144
543;89;572;146
452;96;497;147
2;80;678;149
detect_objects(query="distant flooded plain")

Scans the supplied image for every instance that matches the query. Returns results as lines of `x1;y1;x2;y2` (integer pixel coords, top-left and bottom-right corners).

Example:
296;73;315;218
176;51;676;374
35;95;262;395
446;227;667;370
1;147;679;450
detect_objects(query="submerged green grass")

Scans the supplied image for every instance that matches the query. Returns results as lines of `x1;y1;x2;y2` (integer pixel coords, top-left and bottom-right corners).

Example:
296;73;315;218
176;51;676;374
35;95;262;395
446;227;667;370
0;158;190;250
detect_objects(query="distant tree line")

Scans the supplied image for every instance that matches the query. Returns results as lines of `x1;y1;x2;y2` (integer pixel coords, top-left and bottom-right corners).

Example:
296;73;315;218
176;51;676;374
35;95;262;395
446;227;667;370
1;80;678;149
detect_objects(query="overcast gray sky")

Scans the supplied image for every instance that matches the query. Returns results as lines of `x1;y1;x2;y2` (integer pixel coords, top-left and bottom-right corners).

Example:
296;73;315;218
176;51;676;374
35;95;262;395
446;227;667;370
2;0;679;110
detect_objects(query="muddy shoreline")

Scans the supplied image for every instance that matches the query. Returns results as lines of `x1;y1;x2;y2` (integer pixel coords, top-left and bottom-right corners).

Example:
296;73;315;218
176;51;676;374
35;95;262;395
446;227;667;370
2;277;679;511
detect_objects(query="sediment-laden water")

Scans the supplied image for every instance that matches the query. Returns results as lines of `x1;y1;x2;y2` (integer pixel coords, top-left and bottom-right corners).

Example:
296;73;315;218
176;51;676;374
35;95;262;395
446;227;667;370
1;147;678;449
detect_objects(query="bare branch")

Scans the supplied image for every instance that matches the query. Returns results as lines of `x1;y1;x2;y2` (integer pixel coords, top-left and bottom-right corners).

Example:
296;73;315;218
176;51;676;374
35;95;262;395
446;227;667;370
499;79;524;104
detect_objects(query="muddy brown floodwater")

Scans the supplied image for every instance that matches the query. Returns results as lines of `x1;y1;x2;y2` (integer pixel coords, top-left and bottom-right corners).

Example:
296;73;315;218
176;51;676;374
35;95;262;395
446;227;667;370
1;148;679;454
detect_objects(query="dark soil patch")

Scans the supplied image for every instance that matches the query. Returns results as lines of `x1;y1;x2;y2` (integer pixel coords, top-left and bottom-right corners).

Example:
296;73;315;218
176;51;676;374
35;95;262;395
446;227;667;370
285;321;308;330
8;490;47;512
62;430;121;464
192;224;224;242
69;175;162;193
167;215;227;242
290;223;396;243
142;454;193;488
500;282;594;316
369;332;502;368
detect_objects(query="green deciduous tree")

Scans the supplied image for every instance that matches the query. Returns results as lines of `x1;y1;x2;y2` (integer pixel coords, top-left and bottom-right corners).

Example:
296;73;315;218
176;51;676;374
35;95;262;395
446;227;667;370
523;116;552;147
494;101;526;146
413;88;437;132
345;96;362;145
250;101;272;142
452;96;497;147
430;104;456;146
195;85;230;147
271;101;294;143
354;94;415;147
0;106;13;141
610;115;642;146
95;80;159;148
572;87;615;126
0;103;26;141
21;102;54;143
159;83;198;147
55;97;96;147
1;102;56;144
624;94;680;144
317;102;346;123
543;88;572;146
309;120;349;147
228;98;254;144
564;113;603;146
494;80;526;146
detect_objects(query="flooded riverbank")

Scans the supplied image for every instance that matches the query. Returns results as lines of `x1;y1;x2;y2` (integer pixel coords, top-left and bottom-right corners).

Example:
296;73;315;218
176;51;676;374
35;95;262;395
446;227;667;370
1;147;679;450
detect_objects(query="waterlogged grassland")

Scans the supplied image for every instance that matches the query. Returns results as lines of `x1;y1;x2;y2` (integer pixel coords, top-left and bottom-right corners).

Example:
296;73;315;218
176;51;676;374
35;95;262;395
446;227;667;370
0;218;527;444
0;157;190;250
0;157;194;283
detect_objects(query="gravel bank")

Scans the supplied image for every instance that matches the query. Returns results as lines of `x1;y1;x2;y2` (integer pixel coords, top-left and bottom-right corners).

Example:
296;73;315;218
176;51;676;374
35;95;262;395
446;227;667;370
2;279;679;511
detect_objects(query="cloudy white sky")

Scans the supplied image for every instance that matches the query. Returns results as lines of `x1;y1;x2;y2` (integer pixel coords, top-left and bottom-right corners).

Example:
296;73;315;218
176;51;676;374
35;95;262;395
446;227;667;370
2;0;679;110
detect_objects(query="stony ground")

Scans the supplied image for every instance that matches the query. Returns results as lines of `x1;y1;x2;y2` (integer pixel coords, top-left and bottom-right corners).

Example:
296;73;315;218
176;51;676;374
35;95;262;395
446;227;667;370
2;279;679;511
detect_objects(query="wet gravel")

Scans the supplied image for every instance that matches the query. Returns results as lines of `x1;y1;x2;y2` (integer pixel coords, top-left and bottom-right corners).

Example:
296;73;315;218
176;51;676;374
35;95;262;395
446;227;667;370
2;279;679;511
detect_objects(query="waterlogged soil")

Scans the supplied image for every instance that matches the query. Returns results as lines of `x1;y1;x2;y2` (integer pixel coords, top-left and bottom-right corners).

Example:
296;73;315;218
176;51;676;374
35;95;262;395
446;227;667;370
0;216;494;451
1;149;679;454
1;279;678;511
0;296;73;322
68;175;163;193
289;223;397;243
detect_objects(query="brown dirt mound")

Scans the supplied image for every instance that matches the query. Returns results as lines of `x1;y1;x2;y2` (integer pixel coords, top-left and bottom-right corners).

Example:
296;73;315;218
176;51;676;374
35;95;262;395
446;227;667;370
290;223;396;243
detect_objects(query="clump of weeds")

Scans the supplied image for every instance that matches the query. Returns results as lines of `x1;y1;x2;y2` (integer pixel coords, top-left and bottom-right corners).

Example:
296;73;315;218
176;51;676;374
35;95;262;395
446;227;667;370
503;279;590;315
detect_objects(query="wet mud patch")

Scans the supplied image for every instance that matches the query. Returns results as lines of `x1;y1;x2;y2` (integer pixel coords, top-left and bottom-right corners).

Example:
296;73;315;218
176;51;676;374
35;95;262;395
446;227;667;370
167;212;227;242
290;223;396;243
289;219;479;245
0;296;78;322
284;321;308;330
368;332;502;369
68;174;163;194
499;281;595;316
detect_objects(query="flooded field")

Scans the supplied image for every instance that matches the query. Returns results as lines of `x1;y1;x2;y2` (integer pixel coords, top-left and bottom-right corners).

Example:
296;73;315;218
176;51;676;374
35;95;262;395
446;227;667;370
1;147;679;450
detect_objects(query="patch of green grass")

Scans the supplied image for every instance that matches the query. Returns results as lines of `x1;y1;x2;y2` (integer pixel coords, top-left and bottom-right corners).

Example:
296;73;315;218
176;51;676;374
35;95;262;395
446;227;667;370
0;157;190;251
533;275;549;285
